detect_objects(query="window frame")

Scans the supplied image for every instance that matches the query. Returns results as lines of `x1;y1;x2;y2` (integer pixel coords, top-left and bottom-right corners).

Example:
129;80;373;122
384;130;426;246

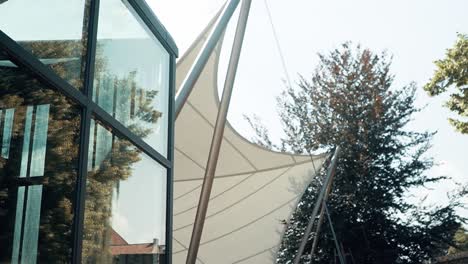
0;0;178;263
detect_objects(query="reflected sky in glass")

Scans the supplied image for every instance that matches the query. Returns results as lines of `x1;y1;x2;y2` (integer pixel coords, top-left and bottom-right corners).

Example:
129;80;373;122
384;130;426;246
94;0;170;157
83;121;167;262
111;153;167;244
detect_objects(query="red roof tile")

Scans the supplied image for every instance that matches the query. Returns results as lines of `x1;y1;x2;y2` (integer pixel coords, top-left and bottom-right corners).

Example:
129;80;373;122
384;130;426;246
110;243;155;255
110;229;128;246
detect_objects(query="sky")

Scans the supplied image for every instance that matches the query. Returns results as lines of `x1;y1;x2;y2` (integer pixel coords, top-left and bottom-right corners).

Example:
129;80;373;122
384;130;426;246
149;0;468;220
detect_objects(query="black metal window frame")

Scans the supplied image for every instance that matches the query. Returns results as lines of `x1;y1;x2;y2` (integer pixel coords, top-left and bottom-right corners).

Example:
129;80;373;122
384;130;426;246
0;0;178;263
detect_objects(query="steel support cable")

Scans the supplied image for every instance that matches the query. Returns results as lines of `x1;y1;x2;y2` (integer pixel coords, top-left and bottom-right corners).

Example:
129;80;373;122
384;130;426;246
293;147;340;264
174;161;328;257
308;153;329;263
174;183;203;201
185;102;258;170
309;205;326;263
173;160;329;258
186;0;252;261
231;246;276;263
176;147;207;170
174;166;293;230
200;195;297;246
175;0;240;118
174;237;207;264
174;195;299;255
174;157;325;182
263;0;293;89
174;172;255;216
176;100;328;181
174;154;303;202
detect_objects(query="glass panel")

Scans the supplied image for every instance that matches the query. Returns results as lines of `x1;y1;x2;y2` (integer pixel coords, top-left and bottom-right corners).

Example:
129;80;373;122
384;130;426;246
30;104;50;177
94;0;170;157
0;0;89;90
0;57;81;263
11;187;25;264
83;121;167;263
21;185;43;264
19;106;33;178
1;108;14;158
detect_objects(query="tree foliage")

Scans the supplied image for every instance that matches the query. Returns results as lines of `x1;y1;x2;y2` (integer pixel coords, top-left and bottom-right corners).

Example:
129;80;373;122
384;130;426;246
0;56;81;262
424;33;468;134
266;43;465;263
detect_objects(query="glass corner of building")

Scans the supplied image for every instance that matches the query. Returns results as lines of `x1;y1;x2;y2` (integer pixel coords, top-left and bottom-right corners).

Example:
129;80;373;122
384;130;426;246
0;0;177;263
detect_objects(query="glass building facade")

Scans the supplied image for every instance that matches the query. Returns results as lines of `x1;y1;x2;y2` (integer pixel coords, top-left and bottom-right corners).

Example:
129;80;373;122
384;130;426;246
0;0;177;263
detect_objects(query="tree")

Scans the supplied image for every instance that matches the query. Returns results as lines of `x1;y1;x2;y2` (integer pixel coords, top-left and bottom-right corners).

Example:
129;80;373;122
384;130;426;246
424;33;468;134
265;43;465;263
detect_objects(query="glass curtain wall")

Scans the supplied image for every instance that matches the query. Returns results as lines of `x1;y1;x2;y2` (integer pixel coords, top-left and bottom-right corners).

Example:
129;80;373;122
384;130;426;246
0;58;81;263
0;0;176;263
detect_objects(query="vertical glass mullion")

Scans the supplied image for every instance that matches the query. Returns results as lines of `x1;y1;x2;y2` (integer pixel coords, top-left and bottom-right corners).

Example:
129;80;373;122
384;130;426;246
72;0;100;263
164;53;176;264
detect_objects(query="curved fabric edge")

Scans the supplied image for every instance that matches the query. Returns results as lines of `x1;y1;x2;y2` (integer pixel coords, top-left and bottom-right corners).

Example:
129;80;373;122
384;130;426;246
173;5;329;263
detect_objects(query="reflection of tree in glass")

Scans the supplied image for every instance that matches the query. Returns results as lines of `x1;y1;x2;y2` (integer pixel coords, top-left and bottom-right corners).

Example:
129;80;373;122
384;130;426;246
82;133;142;263
0;61;80;263
21;40;85;90
0;39;163;263
81;44;162;263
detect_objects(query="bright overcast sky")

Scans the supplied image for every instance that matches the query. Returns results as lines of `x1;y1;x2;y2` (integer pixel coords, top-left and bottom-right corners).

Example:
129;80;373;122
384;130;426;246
149;0;468;219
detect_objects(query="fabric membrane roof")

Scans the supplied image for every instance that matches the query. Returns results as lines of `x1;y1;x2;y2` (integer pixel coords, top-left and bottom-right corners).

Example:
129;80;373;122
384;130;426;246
173;13;328;264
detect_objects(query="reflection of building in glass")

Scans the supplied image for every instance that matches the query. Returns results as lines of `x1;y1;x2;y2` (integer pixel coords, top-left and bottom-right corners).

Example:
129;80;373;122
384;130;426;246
5;104;50;263
110;229;165;264
0;0;177;263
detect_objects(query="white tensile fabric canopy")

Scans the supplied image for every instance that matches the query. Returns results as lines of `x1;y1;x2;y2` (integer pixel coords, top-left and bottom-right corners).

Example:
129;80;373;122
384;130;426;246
172;15;328;264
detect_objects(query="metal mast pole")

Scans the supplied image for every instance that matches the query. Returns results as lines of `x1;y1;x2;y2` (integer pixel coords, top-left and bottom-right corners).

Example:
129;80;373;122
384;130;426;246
175;0;240;118
309;154;340;263
185;0;252;263
309;204;326;263
293;146;340;264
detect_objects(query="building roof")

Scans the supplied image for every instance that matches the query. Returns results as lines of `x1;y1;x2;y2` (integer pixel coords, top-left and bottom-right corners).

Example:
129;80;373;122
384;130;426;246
110;243;156;256
110;228;129;246
110;229;162;255
172;8;328;264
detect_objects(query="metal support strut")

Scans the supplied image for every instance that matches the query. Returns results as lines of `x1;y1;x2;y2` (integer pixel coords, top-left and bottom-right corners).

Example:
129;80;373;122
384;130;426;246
185;0;252;263
175;0;240;118
309;203;326;263
293;146;341;264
